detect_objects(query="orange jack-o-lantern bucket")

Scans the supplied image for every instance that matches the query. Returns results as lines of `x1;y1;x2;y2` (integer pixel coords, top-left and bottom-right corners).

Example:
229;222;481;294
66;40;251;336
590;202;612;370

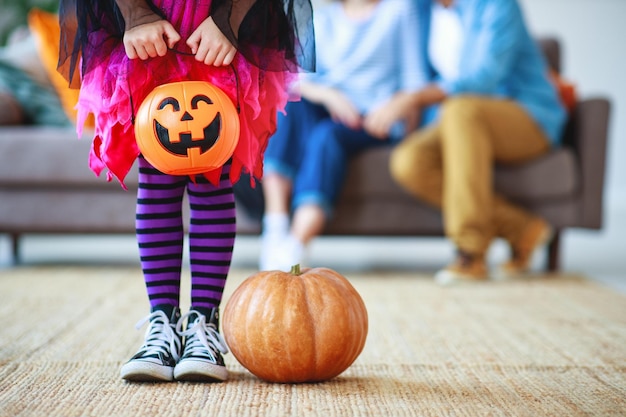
135;81;240;176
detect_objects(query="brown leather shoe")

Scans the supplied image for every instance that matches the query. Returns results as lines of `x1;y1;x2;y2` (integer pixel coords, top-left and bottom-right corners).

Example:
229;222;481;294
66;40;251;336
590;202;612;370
495;218;553;280
435;251;488;286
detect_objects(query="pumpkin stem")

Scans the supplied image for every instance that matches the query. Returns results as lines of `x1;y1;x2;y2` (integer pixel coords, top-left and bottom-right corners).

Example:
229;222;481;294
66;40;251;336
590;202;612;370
290;264;302;275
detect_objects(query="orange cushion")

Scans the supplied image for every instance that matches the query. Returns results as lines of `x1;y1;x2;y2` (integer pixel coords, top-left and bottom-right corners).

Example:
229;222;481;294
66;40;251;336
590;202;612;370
550;70;577;113
27;8;94;127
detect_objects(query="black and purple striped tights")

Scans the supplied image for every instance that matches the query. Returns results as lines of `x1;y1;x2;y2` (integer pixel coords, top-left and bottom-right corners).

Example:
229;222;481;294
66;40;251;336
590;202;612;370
135;156;236;310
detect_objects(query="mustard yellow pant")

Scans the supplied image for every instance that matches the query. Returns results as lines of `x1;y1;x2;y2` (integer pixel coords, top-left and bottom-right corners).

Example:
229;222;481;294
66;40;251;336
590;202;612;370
390;96;551;256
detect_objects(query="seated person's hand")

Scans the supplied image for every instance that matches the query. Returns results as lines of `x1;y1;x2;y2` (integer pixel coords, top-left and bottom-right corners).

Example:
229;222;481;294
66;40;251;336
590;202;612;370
187;17;237;66
123;20;181;60
363;92;421;139
320;88;362;130
297;82;362;130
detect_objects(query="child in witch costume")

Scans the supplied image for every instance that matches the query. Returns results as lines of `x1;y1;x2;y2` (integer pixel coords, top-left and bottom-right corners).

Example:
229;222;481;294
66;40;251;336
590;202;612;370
57;0;314;382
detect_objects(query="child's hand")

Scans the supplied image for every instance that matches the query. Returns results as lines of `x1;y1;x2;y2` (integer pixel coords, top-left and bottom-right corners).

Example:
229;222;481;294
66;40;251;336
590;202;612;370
186;17;237;66
123;20;181;60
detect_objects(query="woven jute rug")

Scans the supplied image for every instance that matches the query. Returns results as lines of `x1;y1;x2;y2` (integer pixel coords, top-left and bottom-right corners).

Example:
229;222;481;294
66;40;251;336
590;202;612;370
0;266;625;417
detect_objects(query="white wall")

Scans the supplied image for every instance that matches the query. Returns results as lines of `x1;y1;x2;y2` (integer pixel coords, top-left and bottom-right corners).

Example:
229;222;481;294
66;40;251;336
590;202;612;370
519;0;626;210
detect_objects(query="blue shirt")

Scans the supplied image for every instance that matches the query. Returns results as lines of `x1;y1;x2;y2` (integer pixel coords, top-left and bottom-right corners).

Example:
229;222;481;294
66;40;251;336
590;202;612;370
418;0;567;145
304;0;427;139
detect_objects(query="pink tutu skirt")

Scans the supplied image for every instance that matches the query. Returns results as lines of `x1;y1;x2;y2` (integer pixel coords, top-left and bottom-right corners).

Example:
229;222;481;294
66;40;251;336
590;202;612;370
74;0;298;188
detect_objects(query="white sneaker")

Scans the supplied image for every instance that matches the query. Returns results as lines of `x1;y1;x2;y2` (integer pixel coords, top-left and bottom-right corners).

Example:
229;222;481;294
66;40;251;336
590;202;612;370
259;232;285;270
259;233;305;271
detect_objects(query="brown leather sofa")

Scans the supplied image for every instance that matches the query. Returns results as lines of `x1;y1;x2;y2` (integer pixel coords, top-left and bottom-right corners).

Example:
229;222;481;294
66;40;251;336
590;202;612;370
0;38;611;270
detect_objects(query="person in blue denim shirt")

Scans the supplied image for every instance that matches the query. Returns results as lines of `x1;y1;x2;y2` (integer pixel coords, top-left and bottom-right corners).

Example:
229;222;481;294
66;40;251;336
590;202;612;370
388;0;567;284
259;0;428;271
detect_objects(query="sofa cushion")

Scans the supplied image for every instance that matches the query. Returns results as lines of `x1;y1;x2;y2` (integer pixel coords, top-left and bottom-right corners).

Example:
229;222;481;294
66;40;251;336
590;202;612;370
0;127;138;188
494;147;578;201
341;146;408;198
341;145;578;202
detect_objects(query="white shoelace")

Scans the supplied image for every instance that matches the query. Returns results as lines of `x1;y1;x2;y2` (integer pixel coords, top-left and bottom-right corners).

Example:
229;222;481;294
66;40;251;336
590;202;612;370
135;310;181;362
177;310;229;361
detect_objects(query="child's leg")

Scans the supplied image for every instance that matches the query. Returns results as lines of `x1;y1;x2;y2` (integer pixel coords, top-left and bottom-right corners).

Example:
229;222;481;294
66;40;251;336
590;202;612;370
173;165;235;382
120;157;186;382
136;156;186;308
187;164;236;310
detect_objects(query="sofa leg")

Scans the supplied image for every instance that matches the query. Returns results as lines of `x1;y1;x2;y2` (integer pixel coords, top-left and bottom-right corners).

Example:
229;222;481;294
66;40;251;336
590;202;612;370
546;230;561;272
10;233;20;265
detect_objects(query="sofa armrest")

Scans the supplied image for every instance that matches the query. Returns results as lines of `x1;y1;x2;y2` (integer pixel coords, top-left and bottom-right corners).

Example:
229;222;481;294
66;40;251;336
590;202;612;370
537;37;560;73
564;98;611;229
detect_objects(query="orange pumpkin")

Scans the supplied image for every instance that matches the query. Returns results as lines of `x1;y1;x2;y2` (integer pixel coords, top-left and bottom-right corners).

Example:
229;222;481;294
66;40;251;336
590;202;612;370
223;265;368;383
134;81;239;176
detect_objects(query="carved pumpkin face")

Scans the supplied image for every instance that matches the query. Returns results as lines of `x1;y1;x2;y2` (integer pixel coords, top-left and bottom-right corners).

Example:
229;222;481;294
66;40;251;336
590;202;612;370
135;81;239;176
